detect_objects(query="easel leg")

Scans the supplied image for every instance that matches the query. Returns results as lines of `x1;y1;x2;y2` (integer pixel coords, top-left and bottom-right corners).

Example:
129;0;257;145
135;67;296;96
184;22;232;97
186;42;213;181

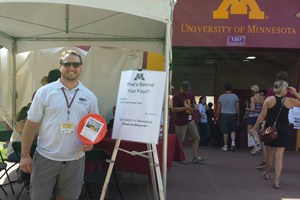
147;144;159;200
100;139;120;200
150;144;165;200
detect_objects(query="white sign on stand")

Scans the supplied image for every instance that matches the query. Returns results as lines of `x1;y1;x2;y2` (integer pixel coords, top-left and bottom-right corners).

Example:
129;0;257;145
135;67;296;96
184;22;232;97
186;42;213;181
101;70;166;200
112;70;166;144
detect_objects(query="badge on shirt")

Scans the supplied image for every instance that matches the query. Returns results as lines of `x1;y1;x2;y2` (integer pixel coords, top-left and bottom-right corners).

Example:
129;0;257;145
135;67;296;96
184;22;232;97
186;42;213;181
61;123;75;134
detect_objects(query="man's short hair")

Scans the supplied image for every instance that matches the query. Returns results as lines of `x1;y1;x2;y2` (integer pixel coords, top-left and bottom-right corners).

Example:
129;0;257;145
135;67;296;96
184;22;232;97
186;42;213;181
224;82;232;91
276;71;288;81
59;50;82;64
181;81;192;91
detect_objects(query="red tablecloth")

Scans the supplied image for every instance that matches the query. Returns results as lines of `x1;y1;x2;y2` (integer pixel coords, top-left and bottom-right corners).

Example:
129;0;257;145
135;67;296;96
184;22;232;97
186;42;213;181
86;134;185;178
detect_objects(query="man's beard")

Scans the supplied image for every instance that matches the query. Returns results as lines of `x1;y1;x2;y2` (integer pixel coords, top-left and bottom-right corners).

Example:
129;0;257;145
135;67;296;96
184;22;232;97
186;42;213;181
63;73;79;81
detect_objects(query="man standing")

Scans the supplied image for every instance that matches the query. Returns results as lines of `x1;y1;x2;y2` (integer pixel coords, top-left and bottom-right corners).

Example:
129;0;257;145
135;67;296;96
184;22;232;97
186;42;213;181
20;50;99;200
172;81;204;163
217;82;240;151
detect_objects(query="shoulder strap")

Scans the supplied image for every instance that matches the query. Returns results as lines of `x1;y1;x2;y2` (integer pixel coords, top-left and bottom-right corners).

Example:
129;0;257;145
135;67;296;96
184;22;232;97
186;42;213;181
253;96;257;103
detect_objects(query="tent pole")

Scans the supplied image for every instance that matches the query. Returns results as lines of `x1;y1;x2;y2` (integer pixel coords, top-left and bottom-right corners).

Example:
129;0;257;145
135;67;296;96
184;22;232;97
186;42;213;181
12;39;17;126
162;21;172;199
65;4;70;34
296;51;300;90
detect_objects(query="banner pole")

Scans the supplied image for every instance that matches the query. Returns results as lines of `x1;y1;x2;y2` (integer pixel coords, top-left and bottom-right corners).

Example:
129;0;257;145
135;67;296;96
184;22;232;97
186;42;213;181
162;19;172;199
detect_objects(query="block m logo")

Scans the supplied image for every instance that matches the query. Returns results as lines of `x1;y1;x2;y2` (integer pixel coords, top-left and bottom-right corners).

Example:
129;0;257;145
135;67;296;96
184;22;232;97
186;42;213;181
134;73;145;81
213;0;265;19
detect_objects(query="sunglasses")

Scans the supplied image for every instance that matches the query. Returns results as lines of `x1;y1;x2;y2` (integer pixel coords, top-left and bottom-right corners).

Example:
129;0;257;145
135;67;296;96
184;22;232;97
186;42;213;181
61;62;82;68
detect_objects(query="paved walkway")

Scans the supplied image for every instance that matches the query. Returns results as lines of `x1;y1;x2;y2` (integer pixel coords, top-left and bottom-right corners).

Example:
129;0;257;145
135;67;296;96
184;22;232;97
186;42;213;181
167;146;300;200
1;145;300;200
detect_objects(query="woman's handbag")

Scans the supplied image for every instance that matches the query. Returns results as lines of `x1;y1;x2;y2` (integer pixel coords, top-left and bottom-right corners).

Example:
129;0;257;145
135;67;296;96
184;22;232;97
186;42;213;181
259;125;278;143
259;97;285;143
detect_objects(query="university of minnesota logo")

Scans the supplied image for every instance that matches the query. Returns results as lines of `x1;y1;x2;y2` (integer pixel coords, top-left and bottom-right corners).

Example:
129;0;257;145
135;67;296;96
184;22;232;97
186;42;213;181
134;73;145;81
213;0;265;19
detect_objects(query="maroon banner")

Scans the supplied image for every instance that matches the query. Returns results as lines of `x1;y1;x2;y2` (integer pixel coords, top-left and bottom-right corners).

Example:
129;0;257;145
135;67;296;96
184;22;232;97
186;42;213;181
173;0;300;48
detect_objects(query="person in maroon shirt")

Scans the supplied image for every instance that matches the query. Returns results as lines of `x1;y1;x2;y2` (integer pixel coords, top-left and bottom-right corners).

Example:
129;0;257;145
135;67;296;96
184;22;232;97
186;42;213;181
265;71;295;98
172;81;204;164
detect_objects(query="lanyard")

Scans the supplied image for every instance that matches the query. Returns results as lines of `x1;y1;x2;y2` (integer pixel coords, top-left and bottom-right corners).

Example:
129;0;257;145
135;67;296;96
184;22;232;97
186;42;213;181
62;88;79;121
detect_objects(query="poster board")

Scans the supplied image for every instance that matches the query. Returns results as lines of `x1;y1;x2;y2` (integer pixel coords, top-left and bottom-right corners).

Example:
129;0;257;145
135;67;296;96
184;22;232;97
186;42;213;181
112;70;166;144
288;107;300;129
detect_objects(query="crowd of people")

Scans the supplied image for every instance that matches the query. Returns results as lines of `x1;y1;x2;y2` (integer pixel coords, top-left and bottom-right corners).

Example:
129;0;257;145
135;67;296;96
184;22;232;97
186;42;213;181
5;54;300;198
172;70;300;190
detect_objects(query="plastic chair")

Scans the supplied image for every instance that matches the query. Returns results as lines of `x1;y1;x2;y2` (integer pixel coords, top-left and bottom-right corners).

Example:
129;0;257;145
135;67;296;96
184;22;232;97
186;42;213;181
12;141;36;200
84;148;123;200
11;141;37;161
0;130;20;180
0;130;16;196
0;151;15;196
0;130;13;142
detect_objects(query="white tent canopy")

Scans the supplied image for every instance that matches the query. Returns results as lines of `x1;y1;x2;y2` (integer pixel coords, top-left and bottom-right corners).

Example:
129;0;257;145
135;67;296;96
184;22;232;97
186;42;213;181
0;0;172;53
0;0;174;197
0;0;174;118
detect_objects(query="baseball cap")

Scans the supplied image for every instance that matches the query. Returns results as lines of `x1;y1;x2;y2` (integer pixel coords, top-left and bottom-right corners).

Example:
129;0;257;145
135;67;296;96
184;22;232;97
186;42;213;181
181;81;192;91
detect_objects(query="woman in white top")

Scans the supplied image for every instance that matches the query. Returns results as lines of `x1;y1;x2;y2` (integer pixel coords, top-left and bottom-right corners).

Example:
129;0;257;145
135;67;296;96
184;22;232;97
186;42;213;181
6;103;31;161
198;96;210;146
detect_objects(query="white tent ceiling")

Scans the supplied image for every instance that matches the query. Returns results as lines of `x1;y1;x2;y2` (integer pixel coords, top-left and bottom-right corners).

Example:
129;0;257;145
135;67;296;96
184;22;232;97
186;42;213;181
0;0;174;53
0;0;175;117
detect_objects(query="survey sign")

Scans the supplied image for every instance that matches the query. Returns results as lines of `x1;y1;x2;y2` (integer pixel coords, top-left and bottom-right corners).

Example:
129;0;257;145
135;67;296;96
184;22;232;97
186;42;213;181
112;70;166;144
288;107;300;129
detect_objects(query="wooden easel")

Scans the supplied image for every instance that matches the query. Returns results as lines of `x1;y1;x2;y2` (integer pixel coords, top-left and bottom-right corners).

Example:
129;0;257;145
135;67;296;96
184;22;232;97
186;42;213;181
99;139;165;200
